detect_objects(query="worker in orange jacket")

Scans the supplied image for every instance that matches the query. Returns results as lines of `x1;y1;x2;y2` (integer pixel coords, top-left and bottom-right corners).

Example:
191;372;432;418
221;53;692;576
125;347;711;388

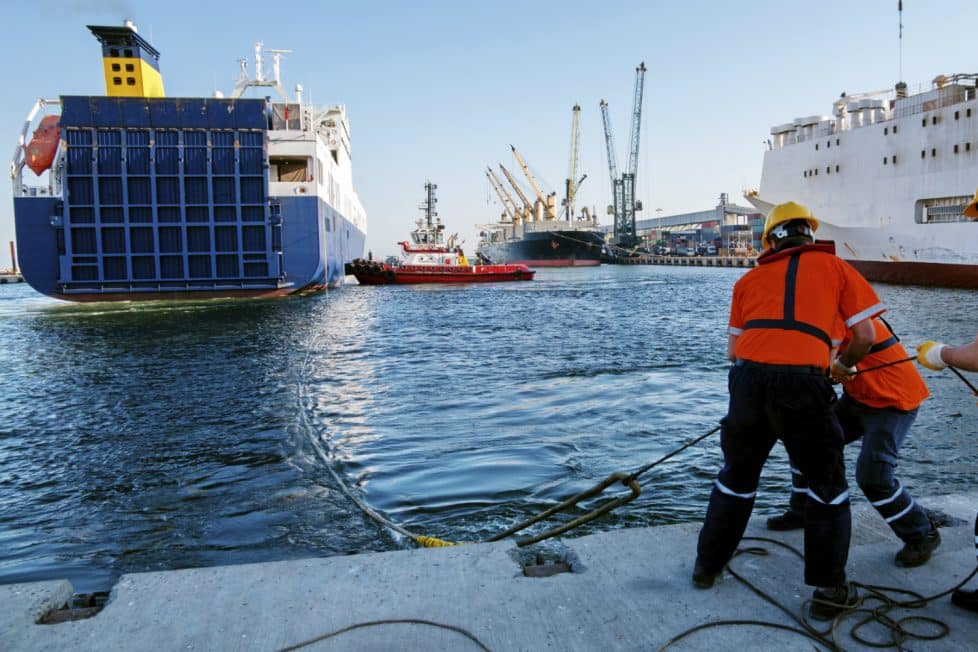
693;201;881;621
767;317;940;568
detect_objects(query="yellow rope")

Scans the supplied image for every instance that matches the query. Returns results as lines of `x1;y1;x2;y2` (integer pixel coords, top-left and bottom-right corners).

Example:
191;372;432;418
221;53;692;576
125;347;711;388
413;535;460;547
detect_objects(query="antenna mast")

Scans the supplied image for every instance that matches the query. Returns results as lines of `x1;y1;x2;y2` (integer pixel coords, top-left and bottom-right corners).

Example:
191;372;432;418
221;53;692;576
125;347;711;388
898;1;903;83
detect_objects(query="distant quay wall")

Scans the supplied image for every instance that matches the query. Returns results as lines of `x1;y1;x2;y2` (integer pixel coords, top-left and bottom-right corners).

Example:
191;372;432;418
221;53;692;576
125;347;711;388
609;255;757;268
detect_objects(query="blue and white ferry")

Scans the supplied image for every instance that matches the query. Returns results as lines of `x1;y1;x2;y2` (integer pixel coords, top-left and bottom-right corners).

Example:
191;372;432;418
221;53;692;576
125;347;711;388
10;21;366;301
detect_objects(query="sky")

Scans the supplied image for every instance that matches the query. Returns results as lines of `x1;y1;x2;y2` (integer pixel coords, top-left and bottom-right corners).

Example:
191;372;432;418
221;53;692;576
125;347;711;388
2;0;975;263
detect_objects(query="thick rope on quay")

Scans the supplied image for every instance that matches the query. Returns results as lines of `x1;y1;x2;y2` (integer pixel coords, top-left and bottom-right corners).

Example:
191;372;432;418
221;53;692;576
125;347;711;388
658;536;978;651
279;618;491;652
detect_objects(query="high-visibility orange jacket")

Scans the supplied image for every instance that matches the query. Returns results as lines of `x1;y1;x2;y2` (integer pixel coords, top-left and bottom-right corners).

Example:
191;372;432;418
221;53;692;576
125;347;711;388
840;317;930;411
729;242;884;367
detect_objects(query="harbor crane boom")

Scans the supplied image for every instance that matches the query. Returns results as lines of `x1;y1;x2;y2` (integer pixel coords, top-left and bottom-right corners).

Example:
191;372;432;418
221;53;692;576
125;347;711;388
602;62;647;250
627;62;646;178
618;61;646;248
600;99;623;232
498;163;534;215
565;104;582;220
599;100;618;191
486;167;518;221
511;145;557;220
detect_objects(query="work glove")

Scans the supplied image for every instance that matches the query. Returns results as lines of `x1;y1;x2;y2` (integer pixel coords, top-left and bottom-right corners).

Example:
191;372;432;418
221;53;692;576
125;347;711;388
916;341;948;370
829;358;855;383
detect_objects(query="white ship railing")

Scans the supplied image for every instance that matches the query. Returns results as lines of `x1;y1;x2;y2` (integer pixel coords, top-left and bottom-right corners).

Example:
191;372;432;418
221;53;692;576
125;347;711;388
770;74;978;149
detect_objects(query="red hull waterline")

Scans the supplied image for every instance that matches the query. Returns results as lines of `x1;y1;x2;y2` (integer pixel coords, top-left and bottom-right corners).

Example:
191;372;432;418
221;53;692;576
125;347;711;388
353;264;534;286
846;259;978;289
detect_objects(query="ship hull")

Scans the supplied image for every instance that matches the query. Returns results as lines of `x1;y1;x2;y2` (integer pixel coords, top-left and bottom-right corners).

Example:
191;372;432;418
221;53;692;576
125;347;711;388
349;261;533;285
476;229;604;267
757;79;978;288
12;96;365;302
815;220;978;288
846;259;978;288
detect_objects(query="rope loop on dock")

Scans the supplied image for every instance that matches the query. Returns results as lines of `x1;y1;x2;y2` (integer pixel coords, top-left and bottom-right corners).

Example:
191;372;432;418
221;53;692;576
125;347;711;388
659;535;978;651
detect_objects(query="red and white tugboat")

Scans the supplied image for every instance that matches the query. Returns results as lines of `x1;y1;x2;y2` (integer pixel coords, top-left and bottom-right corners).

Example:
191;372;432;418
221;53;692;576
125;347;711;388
348;182;534;285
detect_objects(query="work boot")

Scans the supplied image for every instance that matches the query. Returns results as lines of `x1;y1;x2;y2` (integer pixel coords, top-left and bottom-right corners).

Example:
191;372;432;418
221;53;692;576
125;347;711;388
766;510;804;531
895;527;941;568
951;588;978;613
810;584;858;621
691;561;720;589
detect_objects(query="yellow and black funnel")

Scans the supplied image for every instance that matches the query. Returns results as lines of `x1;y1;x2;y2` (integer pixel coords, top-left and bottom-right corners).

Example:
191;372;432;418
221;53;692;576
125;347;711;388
88;22;165;98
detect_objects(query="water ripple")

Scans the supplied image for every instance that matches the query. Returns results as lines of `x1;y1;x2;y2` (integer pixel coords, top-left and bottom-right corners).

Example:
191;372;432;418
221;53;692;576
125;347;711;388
0;268;975;592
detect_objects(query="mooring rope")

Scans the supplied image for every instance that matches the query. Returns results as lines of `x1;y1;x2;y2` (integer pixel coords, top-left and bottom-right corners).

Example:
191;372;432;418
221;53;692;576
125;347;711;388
296;289;977;551
659;536;978;651
296;328;977;650
280;618;491;651
295;318;459;547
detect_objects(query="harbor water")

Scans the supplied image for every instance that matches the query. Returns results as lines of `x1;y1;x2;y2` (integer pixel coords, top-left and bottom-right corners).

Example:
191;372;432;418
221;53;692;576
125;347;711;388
1;266;975;594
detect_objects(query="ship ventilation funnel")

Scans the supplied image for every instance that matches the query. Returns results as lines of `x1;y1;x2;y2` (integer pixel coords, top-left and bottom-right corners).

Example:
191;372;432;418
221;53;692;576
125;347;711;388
88;23;165;98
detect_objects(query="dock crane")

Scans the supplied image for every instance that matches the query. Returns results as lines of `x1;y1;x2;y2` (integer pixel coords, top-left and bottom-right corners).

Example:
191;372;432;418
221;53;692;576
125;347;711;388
601;62;647;250
599;99;623;233
486;167;518;223
498;163;536;221
511;145;558;221
563;104;583;220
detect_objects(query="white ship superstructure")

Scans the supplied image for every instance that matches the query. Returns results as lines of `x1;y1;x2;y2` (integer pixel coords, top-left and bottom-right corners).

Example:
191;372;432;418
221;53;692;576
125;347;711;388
756;74;978;287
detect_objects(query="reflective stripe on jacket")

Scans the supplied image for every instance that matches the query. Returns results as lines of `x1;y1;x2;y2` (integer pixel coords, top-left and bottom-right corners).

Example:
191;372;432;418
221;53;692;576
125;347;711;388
729;242;884;367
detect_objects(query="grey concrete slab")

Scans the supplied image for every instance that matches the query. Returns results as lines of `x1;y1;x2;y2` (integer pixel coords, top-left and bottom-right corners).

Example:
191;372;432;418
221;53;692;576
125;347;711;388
2;493;976;651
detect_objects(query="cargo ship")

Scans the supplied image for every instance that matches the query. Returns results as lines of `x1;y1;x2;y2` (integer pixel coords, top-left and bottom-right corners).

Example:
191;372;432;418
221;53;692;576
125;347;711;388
750;74;978;288
477;146;605;267
475;224;605;267
10;22;366;301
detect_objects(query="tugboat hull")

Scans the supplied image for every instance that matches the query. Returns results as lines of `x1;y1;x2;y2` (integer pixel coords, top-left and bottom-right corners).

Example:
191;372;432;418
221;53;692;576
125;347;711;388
348;260;534;285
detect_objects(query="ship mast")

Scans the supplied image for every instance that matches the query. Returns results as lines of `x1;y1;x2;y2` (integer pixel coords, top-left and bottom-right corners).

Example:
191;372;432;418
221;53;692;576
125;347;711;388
422;181;437;229
411;181;445;247
898;1;904;84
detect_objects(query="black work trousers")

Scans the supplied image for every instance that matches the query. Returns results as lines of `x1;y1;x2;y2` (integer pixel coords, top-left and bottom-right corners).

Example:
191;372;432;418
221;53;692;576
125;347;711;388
696;361;851;587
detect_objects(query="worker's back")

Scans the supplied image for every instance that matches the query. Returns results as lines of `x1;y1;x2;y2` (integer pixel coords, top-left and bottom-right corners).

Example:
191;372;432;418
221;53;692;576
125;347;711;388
730;244;883;367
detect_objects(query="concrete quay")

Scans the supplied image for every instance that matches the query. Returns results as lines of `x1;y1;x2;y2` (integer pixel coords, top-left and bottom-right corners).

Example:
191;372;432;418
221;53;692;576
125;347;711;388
610;254;756;268
3;492;977;651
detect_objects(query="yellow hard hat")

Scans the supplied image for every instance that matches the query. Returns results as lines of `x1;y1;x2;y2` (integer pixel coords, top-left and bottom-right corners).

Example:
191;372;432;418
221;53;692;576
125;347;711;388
964;188;978;218
761;201;820;249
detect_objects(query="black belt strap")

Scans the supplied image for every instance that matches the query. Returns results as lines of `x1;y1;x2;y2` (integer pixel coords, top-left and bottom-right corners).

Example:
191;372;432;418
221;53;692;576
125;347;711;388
869;335;898;354
734;359;827;376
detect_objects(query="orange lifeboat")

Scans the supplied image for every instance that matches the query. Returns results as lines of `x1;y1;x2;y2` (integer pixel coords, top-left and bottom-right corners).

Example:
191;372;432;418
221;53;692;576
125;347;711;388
25;115;61;175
